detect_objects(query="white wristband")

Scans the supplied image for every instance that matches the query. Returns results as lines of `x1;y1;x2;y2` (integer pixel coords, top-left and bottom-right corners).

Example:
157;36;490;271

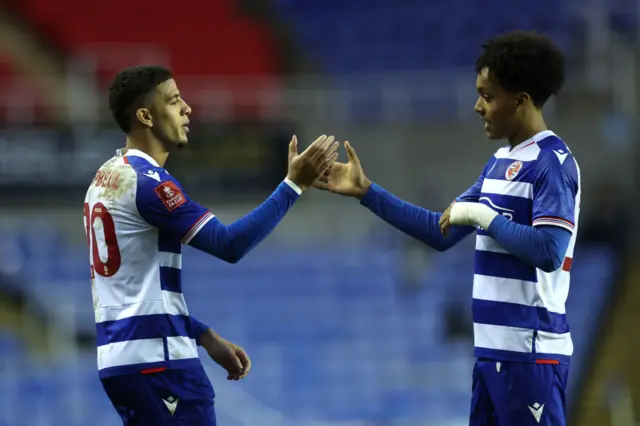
284;178;303;195
450;202;499;230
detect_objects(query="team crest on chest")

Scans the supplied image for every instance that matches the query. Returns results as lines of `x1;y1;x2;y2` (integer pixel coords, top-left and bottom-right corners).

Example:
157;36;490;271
505;161;523;181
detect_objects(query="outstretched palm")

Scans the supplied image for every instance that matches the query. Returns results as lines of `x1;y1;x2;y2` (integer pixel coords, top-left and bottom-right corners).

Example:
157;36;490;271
314;141;371;198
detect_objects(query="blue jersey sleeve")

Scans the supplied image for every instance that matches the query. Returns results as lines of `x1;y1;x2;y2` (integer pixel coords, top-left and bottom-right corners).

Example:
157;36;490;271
531;151;578;233
189;316;210;346
136;170;301;263
135;171;213;244
487;215;572;272
360;158;494;251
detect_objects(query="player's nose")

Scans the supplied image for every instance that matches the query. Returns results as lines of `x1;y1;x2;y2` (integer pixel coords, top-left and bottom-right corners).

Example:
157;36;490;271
183;102;192;116
474;98;484;115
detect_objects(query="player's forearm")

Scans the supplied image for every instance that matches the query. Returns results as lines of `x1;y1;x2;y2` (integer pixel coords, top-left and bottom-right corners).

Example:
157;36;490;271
198;327;228;351
189;180;300;263
487;215;571;272
360;183;473;251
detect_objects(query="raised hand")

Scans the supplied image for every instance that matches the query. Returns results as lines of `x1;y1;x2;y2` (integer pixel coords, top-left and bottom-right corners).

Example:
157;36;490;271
314;141;371;199
287;135;339;192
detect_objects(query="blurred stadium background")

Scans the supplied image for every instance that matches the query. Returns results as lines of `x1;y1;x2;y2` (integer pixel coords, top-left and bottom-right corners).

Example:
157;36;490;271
0;0;638;425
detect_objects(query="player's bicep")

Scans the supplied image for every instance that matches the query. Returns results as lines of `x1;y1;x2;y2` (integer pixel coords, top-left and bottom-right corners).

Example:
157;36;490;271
136;176;213;242
531;154;578;233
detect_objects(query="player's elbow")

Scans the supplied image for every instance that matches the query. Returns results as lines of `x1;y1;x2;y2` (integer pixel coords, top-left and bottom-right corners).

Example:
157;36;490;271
431;238;457;252
218;250;244;264
432;243;450;253
537;254;564;273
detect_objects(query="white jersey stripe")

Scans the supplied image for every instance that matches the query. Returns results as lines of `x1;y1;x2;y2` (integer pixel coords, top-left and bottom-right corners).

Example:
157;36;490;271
97;338;166;370
159;252;182;269
481;179;533;199
472;274;541;308
162;290;189;316
473;323;534;353
536;330;574;356
475;235;508;254
167;336;199;360
95;290;189;323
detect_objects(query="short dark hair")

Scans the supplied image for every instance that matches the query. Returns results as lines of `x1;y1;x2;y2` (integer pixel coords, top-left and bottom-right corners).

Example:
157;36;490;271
475;31;566;107
108;66;173;133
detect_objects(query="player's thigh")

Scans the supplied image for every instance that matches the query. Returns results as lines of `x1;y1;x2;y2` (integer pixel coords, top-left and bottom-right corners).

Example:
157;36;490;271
101;373;168;426
469;359;498;426
102;366;216;426
485;361;569;426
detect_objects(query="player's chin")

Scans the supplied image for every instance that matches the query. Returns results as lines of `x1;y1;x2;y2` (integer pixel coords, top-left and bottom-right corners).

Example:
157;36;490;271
175;138;188;149
484;126;504;140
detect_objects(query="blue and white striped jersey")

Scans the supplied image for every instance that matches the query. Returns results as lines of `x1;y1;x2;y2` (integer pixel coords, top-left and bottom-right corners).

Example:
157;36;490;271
84;148;213;378
457;130;581;364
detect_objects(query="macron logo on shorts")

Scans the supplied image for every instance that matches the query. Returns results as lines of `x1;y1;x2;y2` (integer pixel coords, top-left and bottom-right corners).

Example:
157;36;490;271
528;402;544;423
162;396;179;415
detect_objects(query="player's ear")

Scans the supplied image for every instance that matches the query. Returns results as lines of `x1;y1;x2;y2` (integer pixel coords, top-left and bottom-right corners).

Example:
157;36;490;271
515;92;530;111
135;108;153;128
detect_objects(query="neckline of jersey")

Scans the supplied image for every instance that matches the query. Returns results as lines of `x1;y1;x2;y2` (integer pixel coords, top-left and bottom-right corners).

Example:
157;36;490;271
510;130;557;153
116;148;160;167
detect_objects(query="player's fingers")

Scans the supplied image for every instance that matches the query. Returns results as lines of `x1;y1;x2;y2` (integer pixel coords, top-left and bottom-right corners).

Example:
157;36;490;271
288;136;298;164
440;218;450;236
309;135;335;160
316;176;329;185
313;181;330;191
317;172;329;182
318;140;339;162
345;141;360;165
236;348;250;364
439;211;450;226
238;352;252;377
226;353;244;379
318;152;339;175
289;135;298;154
301;134;328;157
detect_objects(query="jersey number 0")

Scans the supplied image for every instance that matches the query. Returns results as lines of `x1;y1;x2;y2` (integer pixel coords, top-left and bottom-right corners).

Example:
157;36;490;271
84;202;121;277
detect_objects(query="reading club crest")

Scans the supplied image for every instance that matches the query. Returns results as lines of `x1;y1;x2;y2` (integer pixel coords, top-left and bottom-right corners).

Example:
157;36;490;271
505;161;523;181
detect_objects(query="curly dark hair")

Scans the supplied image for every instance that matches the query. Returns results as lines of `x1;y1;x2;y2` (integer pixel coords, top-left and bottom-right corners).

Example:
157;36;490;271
108;66;173;133
475;31;566;107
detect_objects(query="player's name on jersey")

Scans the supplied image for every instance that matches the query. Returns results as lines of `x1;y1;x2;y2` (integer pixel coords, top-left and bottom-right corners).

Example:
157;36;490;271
93;169;121;190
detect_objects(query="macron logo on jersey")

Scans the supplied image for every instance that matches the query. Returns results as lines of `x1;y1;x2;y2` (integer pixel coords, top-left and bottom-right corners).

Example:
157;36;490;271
553;150;568;165
144;170;162;181
154;181;187;211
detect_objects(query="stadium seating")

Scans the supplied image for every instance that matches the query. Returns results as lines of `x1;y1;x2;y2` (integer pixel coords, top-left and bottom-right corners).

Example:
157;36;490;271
6;0;281;119
269;0;584;121
274;0;579;74
608;0;640;39
0;230;617;425
13;0;278;78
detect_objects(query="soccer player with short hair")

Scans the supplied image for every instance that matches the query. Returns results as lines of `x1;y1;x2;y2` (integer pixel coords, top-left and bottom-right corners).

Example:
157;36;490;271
84;66;338;425
316;32;579;425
